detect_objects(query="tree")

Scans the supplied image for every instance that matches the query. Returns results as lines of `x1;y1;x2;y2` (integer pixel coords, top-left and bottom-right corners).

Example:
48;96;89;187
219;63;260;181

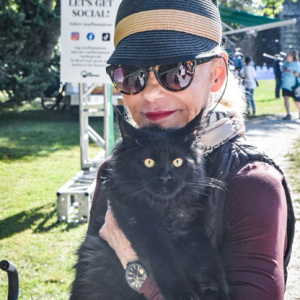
0;0;60;105
219;0;256;12
219;0;298;65
219;0;298;17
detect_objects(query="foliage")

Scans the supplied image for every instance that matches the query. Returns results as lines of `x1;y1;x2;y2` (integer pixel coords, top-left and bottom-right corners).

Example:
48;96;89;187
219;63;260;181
220;0;298;64
0;0;61;104
261;0;285;17
261;0;298;17
219;0;298;16
219;0;258;13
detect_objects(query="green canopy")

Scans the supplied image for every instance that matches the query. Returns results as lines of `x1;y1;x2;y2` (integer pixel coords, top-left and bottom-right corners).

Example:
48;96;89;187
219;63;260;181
219;5;282;27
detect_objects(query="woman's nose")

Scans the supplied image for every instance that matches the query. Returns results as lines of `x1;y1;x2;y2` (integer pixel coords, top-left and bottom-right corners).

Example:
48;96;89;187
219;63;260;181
141;72;163;101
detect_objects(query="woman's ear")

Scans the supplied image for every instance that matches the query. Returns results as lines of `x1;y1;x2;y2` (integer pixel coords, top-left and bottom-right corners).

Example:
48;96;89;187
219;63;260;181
210;51;228;93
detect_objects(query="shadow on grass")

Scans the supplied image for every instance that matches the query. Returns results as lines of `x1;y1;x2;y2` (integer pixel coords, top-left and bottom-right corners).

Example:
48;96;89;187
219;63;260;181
257;98;279;102
0;204;82;239
246;113;274;120
0;109;104;160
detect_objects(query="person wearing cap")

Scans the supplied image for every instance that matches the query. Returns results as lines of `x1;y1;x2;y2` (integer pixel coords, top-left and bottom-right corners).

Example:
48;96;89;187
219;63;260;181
90;1;295;299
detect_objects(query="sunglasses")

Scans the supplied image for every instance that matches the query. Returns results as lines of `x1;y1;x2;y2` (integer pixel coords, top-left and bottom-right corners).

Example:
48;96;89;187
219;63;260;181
106;55;220;95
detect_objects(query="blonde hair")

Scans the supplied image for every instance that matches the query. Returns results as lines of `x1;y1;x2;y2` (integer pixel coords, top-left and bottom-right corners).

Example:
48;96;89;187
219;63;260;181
208;46;246;123
214;70;246;120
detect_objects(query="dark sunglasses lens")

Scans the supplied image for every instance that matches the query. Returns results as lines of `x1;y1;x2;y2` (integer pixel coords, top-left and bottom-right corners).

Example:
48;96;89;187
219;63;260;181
158;62;193;91
113;66;146;94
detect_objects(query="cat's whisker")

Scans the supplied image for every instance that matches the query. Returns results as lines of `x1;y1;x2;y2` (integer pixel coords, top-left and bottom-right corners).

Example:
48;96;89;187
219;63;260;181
187;178;227;190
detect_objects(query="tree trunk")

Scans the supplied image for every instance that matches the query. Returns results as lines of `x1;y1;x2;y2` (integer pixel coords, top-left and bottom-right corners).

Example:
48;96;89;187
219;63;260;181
38;0;61;65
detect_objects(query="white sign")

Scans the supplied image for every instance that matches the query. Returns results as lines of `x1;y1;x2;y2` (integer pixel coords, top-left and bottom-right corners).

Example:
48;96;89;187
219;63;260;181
60;0;120;84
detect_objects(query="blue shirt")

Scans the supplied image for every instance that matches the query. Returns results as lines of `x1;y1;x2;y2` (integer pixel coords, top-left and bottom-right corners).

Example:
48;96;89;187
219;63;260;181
281;61;300;91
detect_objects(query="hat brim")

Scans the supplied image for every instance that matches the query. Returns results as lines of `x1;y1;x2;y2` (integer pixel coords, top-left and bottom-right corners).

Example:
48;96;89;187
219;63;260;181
107;30;218;66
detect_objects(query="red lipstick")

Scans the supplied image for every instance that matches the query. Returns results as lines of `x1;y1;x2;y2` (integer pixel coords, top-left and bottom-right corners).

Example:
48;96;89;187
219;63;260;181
145;111;176;121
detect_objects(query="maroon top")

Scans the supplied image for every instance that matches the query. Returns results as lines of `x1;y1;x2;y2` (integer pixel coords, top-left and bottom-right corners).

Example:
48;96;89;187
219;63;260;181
91;161;287;300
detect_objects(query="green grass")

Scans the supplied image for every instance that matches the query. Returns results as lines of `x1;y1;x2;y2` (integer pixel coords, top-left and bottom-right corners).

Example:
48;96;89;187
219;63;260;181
0;103;105;299
255;80;298;116
286;139;300;195
0;81;299;299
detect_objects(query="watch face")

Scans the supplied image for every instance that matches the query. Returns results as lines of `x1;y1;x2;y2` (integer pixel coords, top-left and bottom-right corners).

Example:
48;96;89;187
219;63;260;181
125;262;148;292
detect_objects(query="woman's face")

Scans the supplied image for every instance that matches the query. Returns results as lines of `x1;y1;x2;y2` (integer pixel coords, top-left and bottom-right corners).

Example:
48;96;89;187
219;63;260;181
123;60;219;128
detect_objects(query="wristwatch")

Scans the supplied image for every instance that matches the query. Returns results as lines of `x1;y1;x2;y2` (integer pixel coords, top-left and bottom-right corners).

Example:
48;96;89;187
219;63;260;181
125;261;148;292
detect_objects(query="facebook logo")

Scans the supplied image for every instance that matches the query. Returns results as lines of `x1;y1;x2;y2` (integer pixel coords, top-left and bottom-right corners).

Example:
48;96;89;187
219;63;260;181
87;33;95;41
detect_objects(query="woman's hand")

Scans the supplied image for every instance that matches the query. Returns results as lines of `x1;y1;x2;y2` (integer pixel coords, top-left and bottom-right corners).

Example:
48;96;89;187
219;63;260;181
99;203;138;269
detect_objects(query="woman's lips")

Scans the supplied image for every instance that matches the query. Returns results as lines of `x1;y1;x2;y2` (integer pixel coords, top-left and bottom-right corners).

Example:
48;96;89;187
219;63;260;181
145;110;176;121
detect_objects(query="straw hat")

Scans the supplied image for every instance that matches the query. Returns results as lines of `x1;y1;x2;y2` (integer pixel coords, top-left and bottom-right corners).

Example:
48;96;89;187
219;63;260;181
107;0;222;65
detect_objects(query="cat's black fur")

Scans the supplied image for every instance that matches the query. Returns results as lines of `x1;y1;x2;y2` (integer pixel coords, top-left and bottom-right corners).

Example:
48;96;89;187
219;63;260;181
70;110;229;300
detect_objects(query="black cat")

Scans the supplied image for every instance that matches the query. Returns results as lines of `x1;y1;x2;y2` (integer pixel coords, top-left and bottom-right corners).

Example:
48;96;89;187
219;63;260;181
70;110;229;300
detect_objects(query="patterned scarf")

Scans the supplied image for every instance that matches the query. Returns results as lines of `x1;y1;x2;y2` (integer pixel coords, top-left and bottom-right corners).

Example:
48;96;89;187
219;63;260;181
198;109;245;156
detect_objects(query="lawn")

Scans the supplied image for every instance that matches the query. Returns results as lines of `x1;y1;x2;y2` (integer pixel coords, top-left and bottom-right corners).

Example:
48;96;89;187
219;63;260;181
0;102;104;299
0;80;299;299
255;79;298;115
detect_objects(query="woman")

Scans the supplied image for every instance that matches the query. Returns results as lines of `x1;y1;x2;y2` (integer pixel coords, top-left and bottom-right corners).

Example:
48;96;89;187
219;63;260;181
240;57;257;115
281;50;300;120
90;0;295;299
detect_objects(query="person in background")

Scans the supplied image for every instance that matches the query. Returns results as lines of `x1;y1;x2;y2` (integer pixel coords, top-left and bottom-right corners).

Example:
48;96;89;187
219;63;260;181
281;50;300;120
232;49;244;74
240;56;258;115
273;54;282;99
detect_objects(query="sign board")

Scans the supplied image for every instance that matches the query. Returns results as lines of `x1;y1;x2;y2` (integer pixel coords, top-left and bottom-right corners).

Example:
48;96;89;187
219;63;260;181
61;0;120;84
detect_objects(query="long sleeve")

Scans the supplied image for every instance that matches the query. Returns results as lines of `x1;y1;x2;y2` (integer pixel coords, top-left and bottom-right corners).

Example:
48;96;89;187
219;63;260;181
139;276;164;300
223;161;287;300
241;66;257;89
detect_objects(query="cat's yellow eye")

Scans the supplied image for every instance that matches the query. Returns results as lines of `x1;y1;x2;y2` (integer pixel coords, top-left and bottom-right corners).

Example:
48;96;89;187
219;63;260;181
173;158;183;167
144;158;155;168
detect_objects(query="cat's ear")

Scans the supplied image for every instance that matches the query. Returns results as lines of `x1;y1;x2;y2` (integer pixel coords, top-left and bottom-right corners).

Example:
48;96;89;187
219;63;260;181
178;109;205;140
114;107;141;144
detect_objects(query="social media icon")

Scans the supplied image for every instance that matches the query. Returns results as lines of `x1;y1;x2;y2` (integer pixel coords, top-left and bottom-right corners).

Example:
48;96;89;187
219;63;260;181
102;33;110;41
87;33;95;41
71;32;80;41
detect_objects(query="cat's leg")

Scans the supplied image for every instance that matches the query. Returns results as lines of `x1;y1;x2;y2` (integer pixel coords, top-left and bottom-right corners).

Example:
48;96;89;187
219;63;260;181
70;235;143;300
111;203;199;300
175;233;230;300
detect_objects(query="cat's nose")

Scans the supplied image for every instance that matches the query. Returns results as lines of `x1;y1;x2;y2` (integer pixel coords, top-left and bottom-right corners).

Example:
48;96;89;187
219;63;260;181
159;169;171;185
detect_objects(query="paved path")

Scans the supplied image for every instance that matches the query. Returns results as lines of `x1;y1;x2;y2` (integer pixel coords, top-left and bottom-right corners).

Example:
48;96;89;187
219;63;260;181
245;113;300;300
245;114;300;167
